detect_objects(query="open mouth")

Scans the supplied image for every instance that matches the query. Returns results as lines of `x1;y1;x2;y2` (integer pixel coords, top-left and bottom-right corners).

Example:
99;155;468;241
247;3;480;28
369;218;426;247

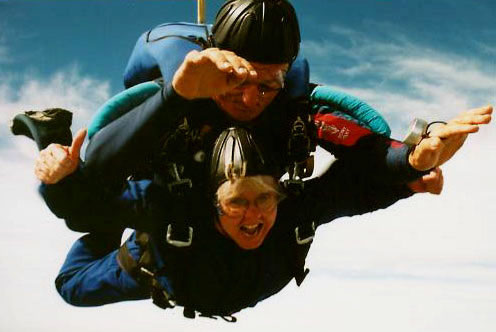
240;222;263;236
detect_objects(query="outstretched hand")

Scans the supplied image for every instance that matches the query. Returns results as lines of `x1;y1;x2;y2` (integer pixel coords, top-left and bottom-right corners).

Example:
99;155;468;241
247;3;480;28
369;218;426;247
34;128;87;184
172;48;258;99
409;105;492;171
407;167;444;195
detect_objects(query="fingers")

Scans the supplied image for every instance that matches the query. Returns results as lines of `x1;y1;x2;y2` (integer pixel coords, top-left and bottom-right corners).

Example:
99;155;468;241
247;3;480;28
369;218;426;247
407;167;444;194
43;144;71;166
430;105;492;137
446;105;492;128
35;144;70;183
409;104;492;171
190;48;257;82
34;128;84;184
452;112;492;125
205;48;257;76
423;167;444;195
69;128;87;161
431;123;478;140
174;48;259;99
463;105;493;117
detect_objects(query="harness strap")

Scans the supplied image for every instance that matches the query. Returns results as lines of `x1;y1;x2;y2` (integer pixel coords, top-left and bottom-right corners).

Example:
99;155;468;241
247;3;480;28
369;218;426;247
291;225;313;286
116;232;176;309
284;100;317;194
116;241;141;281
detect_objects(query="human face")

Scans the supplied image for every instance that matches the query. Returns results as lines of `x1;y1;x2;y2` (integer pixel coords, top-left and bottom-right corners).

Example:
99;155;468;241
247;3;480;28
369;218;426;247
216;189;278;250
213;62;289;122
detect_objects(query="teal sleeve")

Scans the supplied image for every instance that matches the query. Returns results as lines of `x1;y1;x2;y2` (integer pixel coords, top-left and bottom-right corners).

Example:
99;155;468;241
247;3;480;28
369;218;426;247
88;81;161;139
310;85;391;137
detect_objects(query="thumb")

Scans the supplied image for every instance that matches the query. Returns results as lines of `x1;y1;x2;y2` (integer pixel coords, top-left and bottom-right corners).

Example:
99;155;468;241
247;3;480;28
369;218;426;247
69;128;87;160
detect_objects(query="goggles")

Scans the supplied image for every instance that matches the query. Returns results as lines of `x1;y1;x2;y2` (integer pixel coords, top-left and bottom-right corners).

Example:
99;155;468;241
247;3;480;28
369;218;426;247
217;192;280;218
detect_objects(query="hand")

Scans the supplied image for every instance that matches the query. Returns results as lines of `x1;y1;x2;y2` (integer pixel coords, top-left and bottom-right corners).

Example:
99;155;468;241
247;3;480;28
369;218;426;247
409;105;492;171
407;167;444;195
172;48;258;99
34;128;87;184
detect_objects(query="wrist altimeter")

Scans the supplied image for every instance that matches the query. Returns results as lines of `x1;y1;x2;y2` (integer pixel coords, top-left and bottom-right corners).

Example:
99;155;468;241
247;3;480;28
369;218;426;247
403;118;447;146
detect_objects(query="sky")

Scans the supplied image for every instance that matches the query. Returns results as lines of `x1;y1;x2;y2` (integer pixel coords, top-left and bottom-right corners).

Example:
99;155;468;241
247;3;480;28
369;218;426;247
0;0;495;331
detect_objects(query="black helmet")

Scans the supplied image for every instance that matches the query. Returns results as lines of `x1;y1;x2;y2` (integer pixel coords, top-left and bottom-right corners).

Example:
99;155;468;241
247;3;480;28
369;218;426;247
212;0;301;64
210;127;278;187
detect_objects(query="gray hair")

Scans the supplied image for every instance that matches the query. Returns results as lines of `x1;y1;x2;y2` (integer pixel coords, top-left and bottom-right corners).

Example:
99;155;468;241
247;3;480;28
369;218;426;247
216;175;284;203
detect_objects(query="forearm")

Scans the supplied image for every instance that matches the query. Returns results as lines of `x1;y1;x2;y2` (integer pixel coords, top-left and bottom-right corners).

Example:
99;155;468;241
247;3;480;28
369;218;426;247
38;166;146;233
315;113;427;183
304;159;414;226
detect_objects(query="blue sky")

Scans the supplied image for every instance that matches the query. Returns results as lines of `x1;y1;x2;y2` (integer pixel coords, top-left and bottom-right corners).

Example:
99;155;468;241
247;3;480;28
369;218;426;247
0;1;495;332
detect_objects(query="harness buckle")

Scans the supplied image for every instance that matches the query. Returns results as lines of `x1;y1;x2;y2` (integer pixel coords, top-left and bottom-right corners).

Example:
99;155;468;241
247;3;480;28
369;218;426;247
166;224;193;247
295;222;316;245
151;283;177;309
139;267;177;309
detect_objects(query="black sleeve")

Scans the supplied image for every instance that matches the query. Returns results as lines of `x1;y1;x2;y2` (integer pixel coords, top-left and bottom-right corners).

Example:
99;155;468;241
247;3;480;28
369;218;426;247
83;84;189;183
38;166;149;233
294;158;414;227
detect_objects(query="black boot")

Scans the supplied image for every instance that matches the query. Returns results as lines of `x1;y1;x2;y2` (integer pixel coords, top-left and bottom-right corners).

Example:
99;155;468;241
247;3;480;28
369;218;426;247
10;108;73;150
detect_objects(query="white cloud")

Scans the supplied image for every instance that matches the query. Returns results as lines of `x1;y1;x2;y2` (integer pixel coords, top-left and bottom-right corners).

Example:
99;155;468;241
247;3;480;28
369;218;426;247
0;67;112;244
0;67;115;331
303;25;496;136
0;65;111;161
476;41;496;56
0;65;110;127
298;24;496;332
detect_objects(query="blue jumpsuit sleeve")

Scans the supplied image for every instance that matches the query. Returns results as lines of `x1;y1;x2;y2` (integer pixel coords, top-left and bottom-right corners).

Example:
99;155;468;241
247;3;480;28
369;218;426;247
55;232;150;306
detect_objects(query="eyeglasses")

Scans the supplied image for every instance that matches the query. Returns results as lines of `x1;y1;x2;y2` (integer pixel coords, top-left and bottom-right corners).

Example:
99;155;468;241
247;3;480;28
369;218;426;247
233;69;286;99
235;81;284;98
217;192;280;218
